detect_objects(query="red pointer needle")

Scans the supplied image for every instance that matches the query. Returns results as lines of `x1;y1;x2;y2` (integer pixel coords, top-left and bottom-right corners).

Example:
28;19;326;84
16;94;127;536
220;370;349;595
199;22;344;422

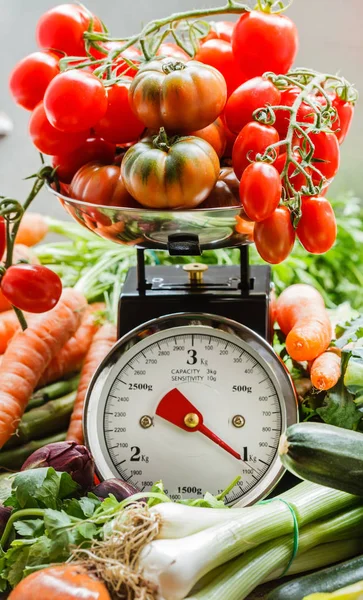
156;388;242;460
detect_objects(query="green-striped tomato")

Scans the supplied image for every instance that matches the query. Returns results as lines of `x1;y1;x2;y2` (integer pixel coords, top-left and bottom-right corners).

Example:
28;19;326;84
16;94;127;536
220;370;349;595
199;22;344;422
129;58;227;133
121;133;220;209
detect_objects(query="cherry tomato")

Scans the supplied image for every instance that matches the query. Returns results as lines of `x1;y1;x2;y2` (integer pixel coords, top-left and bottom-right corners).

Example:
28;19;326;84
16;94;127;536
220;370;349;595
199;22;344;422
195;39;246;97
297;196;337;254
274;87;315;138
0;218;6;261
69;162;134;207
232;122;279;180
9;52;59;111
156;43;190;61
1;264;62;313
109;45;142;78
52;137;115;183
254;206;295;264
239;162;282;222
225;76;281;134
203;21;235;43
44;70;108;132
274;152;309;193
94;78;145;144
308;131;340;185
36;4;102;57
331;95;354;144
29;102;88;155
190;117;227;158
232;11;298;79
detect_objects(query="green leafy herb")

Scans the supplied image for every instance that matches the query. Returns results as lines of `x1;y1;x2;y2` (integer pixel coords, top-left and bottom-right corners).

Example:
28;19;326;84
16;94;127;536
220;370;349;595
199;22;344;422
4;468;79;511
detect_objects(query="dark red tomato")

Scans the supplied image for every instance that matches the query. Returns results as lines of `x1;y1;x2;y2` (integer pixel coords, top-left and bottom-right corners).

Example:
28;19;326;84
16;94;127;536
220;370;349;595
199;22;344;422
331;96;354;144
232;122;279;180
29;102;88;155
203;21;235;43
274;87;315;138
225;76;281;134
297;196;337;253
0;218;6;261
69;162;134;207
44;70;108;132
109;45;142;78
232;11;298;79
190;117;227;158
156;43;190;61
1;264;62;313
239;162;282;222
36;3;102;57
195;39;246;97
220;113;237;158
9;51;59;111
274;152;309;193
308;131;340;185
254;206;295;264
52;137;115;183
94;79;145;144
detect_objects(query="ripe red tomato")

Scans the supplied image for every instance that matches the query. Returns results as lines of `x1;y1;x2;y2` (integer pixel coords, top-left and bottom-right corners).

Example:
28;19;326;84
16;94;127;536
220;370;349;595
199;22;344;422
232;11;298;79
254;206;295;264
52;137;115;183
203;21;235;43
69;162;134;207
156;43;190;61
232;122;279;180
274;152;309;193
308;131;340;185
195;39;246;97
108;45;141;78
9;52;59;111
44;70;108;132
220;113;237;158
36;4;102;57
331;95;354;144
274;87;315;138
1;264;62;313
190;117;227;158
297;196;337;253
225;77;281;134
94;79;145;144
239;162;282;222
29;102;88;155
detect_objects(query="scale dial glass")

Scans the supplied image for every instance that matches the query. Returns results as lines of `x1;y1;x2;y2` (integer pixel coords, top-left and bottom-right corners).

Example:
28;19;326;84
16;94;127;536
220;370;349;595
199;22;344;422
85;314;297;506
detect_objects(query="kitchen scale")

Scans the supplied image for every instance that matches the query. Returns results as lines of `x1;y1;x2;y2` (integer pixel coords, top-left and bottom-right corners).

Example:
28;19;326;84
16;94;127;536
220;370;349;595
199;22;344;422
52;186;298;506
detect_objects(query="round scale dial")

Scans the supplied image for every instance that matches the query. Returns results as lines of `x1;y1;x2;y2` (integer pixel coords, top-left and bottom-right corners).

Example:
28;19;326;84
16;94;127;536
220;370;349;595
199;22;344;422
85;314;297;506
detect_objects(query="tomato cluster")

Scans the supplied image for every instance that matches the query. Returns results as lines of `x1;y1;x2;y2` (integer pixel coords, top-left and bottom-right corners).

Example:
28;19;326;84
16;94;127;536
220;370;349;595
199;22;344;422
9;3;356;264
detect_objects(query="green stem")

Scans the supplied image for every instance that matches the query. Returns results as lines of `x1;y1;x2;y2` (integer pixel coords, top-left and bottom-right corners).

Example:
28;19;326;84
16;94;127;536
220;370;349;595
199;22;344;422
0;508;45;550
12;306;28;331
0;431;67;470
28;375;80;411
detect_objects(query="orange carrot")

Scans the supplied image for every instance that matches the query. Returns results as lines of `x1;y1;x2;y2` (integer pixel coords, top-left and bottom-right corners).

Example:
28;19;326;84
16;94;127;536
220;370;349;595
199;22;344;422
15;213;48;246
67;322;117;444
276;284;332;362
0;288;87;448
310;351;342;391
0;310;22;354
38;302;106;387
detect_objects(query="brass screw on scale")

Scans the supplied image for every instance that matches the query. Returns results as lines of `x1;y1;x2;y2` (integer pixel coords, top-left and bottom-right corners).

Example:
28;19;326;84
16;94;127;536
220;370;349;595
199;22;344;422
183;263;208;284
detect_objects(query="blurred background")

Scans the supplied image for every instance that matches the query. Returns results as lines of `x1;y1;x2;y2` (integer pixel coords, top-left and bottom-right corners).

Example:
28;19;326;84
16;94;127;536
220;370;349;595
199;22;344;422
0;0;362;217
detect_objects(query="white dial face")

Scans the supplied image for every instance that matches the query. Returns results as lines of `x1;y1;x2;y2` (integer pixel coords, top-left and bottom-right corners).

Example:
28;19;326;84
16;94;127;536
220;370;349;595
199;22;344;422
87;324;294;506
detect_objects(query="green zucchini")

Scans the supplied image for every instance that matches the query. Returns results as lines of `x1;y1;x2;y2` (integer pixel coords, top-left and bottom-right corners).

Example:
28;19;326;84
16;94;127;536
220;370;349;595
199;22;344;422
278;422;363;496
268;554;363;600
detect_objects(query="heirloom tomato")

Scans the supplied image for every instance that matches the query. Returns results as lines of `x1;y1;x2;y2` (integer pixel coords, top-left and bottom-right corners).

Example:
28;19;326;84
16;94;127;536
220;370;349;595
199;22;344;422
36;4;102;57
29;102;88;155
52;137;115;183
121;133;220;209
254;206;295;264
225;76;281;134
232;11;298;79
1;264;62;313
195;39;245;96
200;167;241;208
44;70;107;132
129;58;227;133
232;122;279;180
203;21;235;43
69;162;134;207
239;162;281;222
297;196;337;253
190;117;226;158
9;51;59;111
94;79;145;144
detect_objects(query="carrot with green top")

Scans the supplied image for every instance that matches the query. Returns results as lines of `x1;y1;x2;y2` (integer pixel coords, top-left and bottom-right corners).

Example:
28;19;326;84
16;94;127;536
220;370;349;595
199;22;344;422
67;322;117;444
38;302;106;386
0;288;87;448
